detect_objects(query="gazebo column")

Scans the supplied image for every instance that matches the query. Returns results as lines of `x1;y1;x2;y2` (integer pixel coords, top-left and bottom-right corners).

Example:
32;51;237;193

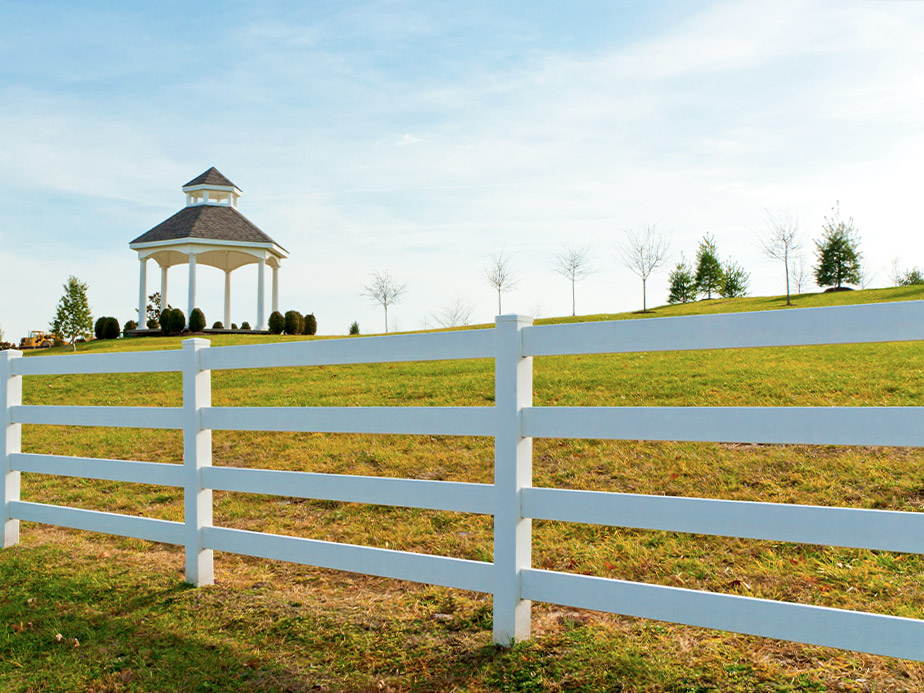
137;257;147;329
256;258;266;330
160;265;169;312
187;254;197;324
224;271;232;328
272;265;279;314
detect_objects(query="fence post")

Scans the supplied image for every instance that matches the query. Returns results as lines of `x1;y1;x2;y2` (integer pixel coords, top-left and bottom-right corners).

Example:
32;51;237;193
493;314;534;645
183;338;213;585
0;349;22;548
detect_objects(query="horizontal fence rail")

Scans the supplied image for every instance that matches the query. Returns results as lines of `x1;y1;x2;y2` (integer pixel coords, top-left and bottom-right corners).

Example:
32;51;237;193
2;301;923;661
202;467;494;515
523;406;924;447
11;349;183;376
522;487;924;554
520;569;924;661
522;301;924;356
202;405;495;436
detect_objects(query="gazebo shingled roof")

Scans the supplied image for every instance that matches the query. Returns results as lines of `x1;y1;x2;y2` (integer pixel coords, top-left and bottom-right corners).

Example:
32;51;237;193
183;167;238;189
130;205;286;249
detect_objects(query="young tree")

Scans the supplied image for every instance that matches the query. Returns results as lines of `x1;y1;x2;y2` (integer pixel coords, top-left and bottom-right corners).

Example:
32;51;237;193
720;261;750;298
146;292;164;329
51;275;93;351
483;250;518;315
667;255;697;304
694;234;723;299
790;255;809;295
814;203;861;290
619;226;669;312
427;298;474;328
759;210;802;305
553;244;594;316
361;270;406;333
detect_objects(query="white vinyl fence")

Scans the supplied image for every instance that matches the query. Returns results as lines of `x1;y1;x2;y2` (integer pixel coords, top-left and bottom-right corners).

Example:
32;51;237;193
2;302;924;660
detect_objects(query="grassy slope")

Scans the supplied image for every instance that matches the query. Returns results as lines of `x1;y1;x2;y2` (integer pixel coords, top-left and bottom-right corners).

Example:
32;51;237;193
3;287;924;691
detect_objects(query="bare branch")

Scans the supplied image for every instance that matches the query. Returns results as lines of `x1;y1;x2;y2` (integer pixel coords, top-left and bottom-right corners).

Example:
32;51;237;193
427;297;474;329
759;210;803;304
553;244;594;316
484;250;518;315
618;225;670;312
360;270;406;333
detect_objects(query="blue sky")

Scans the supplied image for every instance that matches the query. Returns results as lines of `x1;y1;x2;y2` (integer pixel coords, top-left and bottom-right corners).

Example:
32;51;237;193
2;0;923;340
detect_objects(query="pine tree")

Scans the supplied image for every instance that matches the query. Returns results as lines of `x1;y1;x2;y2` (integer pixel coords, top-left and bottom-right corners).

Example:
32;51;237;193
720;261;749;298
694;234;723;299
667;255;697;304
51;276;93;351
814;204;861;290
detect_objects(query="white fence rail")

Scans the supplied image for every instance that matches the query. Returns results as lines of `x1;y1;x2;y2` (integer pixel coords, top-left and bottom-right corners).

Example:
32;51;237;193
2;302;924;660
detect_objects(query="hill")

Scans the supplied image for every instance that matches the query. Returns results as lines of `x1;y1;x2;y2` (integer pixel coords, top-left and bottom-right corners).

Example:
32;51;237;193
2;286;924;690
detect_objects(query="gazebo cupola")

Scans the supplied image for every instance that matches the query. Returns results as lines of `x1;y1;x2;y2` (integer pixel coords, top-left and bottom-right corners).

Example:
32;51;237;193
130;167;288;331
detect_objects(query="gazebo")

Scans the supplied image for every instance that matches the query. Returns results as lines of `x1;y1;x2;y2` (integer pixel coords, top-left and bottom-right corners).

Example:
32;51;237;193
129;167;287;331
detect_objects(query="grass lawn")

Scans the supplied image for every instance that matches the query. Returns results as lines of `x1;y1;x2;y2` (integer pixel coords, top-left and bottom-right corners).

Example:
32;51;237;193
2;287;924;691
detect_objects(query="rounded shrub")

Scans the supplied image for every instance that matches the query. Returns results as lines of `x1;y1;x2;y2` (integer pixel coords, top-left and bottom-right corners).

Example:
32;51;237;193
305;313;318;336
212;321;224;330
94;317;107;340
240;321;251;331
284;310;304;335
189;308;206;333
123;320;138;336
161;308;186;336
231;323;238;330
268;311;285;335
102;317;120;340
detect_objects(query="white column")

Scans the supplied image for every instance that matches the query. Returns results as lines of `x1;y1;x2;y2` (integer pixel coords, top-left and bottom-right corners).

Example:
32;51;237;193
160;265;169;312
224;271;232;328
183;338;213;585
256;257;266;330
187;254;197;325
493;314;534;645
137;257;147;328
271;265;279;314
0;349;22;548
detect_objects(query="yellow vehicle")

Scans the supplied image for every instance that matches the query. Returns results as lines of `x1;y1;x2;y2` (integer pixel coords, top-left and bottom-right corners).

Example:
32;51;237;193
19;330;54;349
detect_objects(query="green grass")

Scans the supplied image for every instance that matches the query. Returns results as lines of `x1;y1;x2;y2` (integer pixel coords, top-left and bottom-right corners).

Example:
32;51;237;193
3;287;924;691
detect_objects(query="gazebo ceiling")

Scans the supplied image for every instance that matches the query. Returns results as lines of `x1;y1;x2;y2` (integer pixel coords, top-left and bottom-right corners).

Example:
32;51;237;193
142;246;281;271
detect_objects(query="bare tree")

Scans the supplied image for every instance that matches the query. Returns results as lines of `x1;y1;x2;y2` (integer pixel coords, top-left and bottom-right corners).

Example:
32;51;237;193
618;225;670;312
789;255;809;295
759;210;803;305
484;250;518;315
360;270;406;334
426;297;474;328
553;244;594;316
888;257;904;287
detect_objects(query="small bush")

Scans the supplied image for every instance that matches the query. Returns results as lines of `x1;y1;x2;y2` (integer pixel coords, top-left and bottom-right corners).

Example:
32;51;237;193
161;308;186;336
284;310;304;335
231;323;238;330
899;268;924;286
349;321;360;335
123;320;137;336
240;321;251;331
189;308;206;333
102;317;120;340
305;313;318;336
268;311;285;334
0;342;14;351
146;318;159;329
212;321;224;330
94;317;107;340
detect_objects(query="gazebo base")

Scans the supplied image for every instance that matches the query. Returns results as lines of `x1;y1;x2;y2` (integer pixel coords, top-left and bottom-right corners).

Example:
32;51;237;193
124;328;271;338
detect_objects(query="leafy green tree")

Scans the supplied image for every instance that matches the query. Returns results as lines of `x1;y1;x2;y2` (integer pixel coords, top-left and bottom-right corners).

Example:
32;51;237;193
720;262;749;298
814;204;861;290
667;255;697;304
349;321;360;335
51;276;93;351
694;234;723;299
899;268;924;286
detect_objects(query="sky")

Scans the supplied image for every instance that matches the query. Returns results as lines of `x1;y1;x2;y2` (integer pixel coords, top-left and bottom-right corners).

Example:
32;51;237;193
1;0;923;341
